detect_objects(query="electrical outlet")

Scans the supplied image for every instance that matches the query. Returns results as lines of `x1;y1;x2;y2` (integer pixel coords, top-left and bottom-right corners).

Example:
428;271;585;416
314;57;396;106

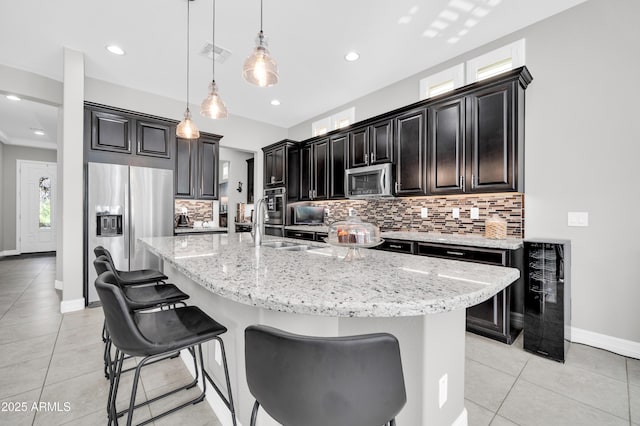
568;212;589;227
470;207;480;220
452;208;460;219
421;207;429;219
439;374;448;408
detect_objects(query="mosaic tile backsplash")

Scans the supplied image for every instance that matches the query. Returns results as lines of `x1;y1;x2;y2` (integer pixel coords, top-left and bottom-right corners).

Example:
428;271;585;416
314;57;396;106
297;193;524;238
175;200;214;222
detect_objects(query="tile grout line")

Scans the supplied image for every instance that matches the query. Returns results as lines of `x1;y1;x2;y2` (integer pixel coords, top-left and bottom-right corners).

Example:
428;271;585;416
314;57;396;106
487;357;528;426
0;264;46;323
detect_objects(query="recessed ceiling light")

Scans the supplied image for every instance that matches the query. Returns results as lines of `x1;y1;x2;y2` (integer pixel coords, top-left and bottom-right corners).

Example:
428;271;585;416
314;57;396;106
6;95;21;101
423;29;439;38
270;99;281;106
431;20;449;30
106;45;125;56
344;51;360;62
33;129;45;136
398;16;411;24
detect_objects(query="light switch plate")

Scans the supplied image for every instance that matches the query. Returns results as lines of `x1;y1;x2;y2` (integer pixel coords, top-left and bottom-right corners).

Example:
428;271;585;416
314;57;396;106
421;207;429;219
568;211;589;227
470;207;480;220
452;208;460;219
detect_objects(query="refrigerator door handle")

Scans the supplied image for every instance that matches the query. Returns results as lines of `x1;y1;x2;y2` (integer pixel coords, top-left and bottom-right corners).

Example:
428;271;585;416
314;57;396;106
124;183;130;260
129;182;135;261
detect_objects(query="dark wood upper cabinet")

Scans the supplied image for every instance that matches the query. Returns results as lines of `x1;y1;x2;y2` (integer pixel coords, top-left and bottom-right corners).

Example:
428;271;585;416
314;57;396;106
466;81;519;193
136;120;173;159
286;146;300;202
91;110;131;154
395;108;427;196
348;119;393;168
313;139;329;200
299;144;312;201
428;97;465;195
348;127;369;168
175;133;221;200
198;135;219;200
264;145;285;187
329;134;347;199
175;138;195;198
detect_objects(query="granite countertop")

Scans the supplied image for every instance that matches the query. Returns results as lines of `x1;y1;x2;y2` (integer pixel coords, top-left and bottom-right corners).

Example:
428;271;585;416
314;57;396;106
174;226;228;234
381;231;524;250
140;234;519;318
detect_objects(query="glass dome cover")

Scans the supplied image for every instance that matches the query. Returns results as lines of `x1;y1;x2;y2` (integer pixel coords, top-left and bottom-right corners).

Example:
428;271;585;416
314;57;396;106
327;215;381;247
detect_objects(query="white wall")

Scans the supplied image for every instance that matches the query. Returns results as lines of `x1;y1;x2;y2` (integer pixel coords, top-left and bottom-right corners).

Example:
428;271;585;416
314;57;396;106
288;0;640;349
0;143;4;254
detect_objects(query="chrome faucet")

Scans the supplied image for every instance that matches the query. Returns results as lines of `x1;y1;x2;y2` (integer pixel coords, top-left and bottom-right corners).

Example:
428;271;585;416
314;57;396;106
252;197;268;246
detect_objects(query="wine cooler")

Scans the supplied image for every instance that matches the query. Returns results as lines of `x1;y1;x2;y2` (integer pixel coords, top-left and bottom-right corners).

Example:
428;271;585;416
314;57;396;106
524;239;571;362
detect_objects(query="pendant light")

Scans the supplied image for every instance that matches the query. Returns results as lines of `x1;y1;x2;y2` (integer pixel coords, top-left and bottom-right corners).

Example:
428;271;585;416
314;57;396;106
176;0;200;139
200;0;228;119
242;0;279;87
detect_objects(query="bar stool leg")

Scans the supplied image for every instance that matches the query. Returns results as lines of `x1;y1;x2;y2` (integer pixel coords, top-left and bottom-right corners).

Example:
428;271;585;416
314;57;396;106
250;400;260;426
216;337;237;426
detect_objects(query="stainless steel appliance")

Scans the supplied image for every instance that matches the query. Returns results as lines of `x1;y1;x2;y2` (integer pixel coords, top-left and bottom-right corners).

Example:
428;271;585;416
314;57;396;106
524;239;571;362
86;163;174;304
264;187;285;236
293;205;325;225
345;163;393;198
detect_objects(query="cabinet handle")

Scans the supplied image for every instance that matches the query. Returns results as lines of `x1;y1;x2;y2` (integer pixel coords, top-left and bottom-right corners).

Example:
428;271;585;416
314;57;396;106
371;152;376;163
446;251;465;256
389;244;403;249
395;181;400;193
308;190;312;199
460;176;465;192
363;153;367;164
471;174;475;189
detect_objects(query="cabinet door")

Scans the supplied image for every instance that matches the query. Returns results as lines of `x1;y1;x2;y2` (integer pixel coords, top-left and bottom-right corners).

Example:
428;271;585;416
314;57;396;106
395;108;427;196
91;110;131;154
272;146;286;186
329;134;347;199
466;82;516;192
348;127;369;168
175;138;195;198
299;145;312;201
370;119;393;164
429;98;465;194
287;146;300;202
198;136;219;199
136;119;173;158
313;139;329;200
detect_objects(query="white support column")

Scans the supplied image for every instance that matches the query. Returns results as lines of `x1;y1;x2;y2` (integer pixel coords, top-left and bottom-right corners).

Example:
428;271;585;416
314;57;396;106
60;47;85;313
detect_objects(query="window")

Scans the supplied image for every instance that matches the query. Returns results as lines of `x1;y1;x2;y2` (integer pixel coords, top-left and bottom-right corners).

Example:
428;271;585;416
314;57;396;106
39;177;51;228
419;64;464;100
466;39;525;83
312;107;355;136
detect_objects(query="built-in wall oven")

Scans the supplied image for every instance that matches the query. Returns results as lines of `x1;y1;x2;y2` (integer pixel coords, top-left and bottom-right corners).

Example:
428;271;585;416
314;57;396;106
264;187;285;236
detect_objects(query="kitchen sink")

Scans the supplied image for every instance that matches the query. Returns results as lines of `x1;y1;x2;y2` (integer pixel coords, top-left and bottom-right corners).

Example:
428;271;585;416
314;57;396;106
261;241;322;251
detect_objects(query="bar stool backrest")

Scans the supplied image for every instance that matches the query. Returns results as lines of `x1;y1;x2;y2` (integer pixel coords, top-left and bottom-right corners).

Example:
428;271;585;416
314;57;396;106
245;325;406;426
93;255;111;276
94;246;117;272
95;271;152;357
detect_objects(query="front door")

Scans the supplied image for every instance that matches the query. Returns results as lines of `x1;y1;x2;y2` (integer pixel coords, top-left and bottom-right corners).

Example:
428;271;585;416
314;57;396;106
18;160;57;253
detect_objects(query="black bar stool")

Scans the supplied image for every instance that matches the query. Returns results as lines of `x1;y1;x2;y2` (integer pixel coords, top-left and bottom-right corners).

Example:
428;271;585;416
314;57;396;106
245;325;406;426
95;271;236;426
94;246;167;285
94;256;190;380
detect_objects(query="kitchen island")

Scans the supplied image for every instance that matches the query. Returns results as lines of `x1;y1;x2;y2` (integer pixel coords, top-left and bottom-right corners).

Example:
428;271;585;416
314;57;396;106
140;233;520;426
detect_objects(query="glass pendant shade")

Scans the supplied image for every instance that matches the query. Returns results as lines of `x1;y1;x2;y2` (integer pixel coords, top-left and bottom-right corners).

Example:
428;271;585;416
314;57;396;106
243;31;279;87
176;108;200;139
200;81;228;119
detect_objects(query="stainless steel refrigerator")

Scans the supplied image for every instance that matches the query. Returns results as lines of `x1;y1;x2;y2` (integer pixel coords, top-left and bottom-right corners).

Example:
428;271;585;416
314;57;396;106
86;162;173;304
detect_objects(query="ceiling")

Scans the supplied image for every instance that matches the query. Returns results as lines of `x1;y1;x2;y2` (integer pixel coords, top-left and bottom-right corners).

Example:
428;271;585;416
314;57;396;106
0;0;586;148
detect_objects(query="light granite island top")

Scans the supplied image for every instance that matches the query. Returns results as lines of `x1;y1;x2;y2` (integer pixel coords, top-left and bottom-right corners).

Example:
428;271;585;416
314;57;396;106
139;233;519;426
140;233;519;318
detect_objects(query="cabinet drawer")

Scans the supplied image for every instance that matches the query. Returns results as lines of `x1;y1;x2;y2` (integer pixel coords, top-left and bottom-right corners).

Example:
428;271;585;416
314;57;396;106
285;230;316;241
416;243;507;266
315;232;328;242
377;239;415;254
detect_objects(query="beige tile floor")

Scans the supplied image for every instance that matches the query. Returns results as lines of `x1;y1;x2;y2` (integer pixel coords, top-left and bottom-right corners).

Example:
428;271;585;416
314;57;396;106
0;254;638;425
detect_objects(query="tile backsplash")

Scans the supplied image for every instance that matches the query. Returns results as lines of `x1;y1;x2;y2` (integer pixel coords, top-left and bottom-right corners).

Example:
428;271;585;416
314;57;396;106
175;200;216;223
301;193;524;238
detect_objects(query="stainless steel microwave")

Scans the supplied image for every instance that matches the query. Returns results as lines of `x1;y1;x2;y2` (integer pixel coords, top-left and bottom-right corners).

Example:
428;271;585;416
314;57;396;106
345;163;394;198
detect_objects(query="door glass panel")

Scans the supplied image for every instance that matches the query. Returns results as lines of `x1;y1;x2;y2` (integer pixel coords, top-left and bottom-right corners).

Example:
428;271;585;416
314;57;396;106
39;177;51;228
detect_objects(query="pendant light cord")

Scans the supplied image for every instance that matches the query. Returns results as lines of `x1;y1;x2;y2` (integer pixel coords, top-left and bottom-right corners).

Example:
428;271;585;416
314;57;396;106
186;0;191;109
212;0;216;81
260;0;263;32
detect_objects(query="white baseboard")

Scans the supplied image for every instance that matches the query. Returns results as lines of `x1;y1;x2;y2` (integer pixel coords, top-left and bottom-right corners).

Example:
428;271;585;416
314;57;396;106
60;298;85;313
54;280;63;290
0;249;20;257
180;350;243;426
570;326;640;359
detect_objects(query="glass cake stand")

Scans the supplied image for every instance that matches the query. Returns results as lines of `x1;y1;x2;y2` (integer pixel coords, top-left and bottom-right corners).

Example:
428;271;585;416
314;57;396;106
324;238;384;261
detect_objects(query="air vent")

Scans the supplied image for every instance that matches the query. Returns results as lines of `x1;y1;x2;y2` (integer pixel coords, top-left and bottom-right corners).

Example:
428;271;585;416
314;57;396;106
200;42;232;64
